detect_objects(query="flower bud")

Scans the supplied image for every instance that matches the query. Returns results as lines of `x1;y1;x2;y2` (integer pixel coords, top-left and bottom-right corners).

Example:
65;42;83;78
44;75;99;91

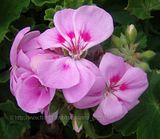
110;48;121;55
111;35;123;48
120;33;128;46
72;116;83;133
141;50;156;61
135;62;151;71
125;24;137;43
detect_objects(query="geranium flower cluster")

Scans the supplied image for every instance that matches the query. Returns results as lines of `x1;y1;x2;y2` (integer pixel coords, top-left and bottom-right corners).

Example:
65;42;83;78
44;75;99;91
10;5;148;125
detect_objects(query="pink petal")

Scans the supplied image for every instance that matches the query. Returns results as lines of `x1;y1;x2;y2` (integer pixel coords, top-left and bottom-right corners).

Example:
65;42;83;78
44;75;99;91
114;67;148;103
30;52;60;72
16;75;55;113
63;60;95;103
37;57;80;89
93;94;128;125
54;9;75;41
25;48;45;58
10;67;30;96
17;50;30;69
38;28;65;49
10;27;30;66
73;6;113;50
99;53;126;83
80;58;101;76
123;100;139;110
20;31;40;52
73;76;105;109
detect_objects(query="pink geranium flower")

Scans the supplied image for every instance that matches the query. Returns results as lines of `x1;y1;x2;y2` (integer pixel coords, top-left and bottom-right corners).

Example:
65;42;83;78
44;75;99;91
10;27;56;113
37;5;113;103
93;53;148;125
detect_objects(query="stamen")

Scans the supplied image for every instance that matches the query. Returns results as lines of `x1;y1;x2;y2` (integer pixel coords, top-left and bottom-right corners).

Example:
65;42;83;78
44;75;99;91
105;75;128;96
58;31;91;58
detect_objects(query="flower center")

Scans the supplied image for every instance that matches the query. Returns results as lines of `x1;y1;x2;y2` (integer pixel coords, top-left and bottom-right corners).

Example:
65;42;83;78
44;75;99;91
57;31;91;59
105;75;128;95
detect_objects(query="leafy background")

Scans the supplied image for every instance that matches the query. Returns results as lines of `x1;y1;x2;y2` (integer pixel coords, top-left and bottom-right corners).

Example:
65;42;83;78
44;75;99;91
0;0;160;139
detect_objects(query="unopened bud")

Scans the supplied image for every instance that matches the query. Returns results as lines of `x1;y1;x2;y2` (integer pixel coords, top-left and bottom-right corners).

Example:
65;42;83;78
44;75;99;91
141;50;156;60
125;24;137;43
112;35;123;48
120;33;128;46
72;117;83;133
110;48;121;55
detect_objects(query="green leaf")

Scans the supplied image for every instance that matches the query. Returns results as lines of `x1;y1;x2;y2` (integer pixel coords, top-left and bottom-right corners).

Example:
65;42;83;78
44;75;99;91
31;0;59;6
12;16;35;29
136;32;147;51
64;0;92;8
83;121;97;139
0;100;30;139
44;6;63;22
0;70;10;83
114;71;160;139
0;117;28;139
0;61;6;70
110;10;137;25
0;0;30;43
126;0;160;20
79;110;103;139
44;6;63;27
64;122;77;139
0;100;27;116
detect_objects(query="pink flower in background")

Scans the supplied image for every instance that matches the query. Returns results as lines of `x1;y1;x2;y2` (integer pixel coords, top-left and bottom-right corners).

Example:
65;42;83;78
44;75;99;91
37;5;113;103
10;27;56;113
93;53;148;125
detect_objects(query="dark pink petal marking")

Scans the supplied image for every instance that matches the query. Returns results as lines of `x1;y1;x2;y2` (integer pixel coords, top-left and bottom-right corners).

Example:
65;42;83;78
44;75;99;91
110;75;120;84
52;55;60;59
119;83;128;91
62;63;70;70
81;32;91;42
68;32;75;39
57;34;65;43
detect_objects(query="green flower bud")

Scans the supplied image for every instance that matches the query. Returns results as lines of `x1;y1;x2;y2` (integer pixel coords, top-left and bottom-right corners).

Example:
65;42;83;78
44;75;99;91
111;35;123;48
72;116;83;133
141;50;156;61
120;33;128;46
125;24;137;43
135;62;151;71
110;48;121;55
